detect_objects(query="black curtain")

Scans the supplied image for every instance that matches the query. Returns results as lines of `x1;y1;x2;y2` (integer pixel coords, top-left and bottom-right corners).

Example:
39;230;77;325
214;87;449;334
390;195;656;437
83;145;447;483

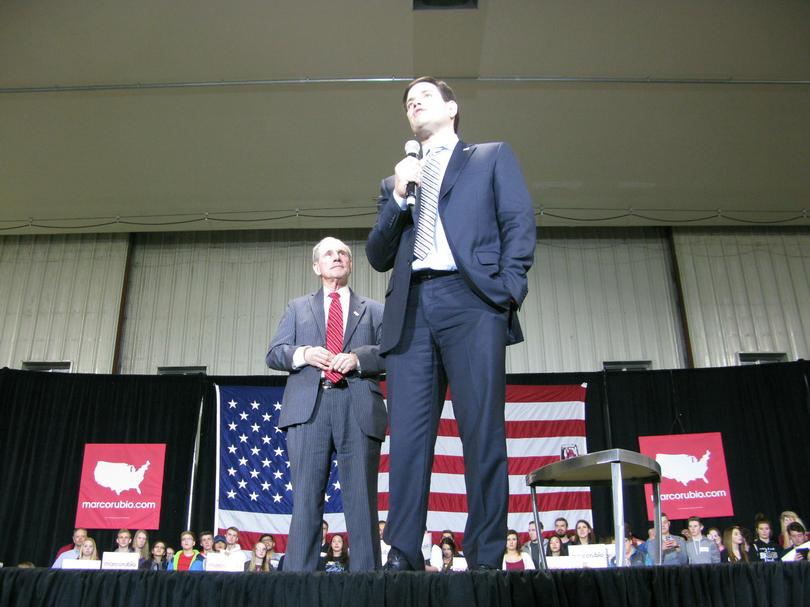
0;368;207;567
1;564;809;607
601;361;810;538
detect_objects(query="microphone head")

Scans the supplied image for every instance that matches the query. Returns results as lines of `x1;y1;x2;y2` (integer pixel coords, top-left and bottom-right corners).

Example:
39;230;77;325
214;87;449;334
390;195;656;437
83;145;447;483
404;140;421;158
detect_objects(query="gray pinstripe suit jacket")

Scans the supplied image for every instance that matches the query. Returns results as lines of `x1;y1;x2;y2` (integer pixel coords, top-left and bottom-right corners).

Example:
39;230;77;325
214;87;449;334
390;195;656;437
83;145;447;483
266;287;387;439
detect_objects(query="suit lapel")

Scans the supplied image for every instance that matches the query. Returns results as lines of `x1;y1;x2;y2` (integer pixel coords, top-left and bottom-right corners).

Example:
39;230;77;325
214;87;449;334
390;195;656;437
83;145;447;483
343;289;366;349
309;288;326;345
439;140;475;203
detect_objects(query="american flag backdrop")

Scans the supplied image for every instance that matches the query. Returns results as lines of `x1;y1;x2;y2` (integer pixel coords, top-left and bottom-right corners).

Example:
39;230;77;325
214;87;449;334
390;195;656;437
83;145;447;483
215;383;590;553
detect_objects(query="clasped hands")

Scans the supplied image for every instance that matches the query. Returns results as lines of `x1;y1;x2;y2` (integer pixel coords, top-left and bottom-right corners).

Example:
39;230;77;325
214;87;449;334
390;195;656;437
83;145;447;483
304;346;358;374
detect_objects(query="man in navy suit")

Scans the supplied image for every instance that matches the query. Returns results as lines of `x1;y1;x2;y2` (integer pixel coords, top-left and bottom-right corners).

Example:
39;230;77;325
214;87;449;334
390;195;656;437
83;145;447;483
366;77;536;571
267;236;386;571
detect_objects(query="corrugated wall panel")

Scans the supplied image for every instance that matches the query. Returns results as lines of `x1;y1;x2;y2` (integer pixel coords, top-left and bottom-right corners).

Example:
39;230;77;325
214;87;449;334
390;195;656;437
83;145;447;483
119;228;687;375
673;228;810;367
0;234;128;372
508;227;686;373
117;229;390;375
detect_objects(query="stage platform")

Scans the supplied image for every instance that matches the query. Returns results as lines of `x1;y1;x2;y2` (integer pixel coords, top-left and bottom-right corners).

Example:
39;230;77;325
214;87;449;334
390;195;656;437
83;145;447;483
1;563;808;607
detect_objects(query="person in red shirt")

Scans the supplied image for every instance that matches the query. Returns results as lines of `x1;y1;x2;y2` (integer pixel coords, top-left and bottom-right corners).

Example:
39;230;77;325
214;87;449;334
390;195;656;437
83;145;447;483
167;531;204;571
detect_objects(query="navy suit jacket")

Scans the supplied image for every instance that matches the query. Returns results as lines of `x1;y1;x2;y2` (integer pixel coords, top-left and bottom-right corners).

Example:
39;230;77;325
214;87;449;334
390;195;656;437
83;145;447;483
366;140;536;354
266;288;387;440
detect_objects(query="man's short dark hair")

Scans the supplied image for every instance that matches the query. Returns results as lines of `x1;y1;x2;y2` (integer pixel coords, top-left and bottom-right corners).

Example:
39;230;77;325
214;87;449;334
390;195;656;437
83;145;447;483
402;77;460;133
687;516;701;524
554;517;568;526
199;531;213;538
787;521;806;534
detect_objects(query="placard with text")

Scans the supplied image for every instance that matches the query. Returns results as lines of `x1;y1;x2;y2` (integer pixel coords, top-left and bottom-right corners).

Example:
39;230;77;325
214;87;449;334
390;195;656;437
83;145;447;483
638;432;733;520
75;443;166;529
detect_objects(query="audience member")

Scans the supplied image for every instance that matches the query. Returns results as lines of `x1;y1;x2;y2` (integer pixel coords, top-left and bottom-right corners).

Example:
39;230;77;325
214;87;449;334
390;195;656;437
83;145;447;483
646;515;687;565
52;528;88;565
213;535;227;553
752;517;782;562
78;538;99;561
259;534;281;569
553;518;572;544
133;530;149;561
244;541;272;572
684;516;720;564
225;527;242;553
51;528;88;568
502;530;535;571
165;546;175;561
610;535;651;567
784;522;809;561
779;511;806;550
546;535;568;558
429;537;460;572
427;530;462;571
721;525;756;563
167;531;204;571
320;534;349;572
570;520;596;545
706;527;724;557
521;520;542;568
140;540;168;571
198;531;215;557
114;529;135;553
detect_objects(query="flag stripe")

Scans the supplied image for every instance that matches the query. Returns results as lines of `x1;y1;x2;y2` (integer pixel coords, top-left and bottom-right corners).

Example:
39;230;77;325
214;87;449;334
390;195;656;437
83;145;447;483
436;418;585;438
383;435;588;458
379;454;565;475
378;383;587;403
377;492;592;513
377;472;590;496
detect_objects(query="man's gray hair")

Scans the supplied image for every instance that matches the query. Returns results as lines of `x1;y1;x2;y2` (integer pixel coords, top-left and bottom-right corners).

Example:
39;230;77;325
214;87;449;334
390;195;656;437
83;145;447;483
312;237;352;264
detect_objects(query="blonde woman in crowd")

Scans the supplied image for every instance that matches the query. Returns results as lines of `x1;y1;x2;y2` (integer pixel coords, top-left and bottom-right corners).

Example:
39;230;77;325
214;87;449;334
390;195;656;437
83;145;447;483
133;530;150;561
244;541;272;572
779;511;806;550
78;538;99;561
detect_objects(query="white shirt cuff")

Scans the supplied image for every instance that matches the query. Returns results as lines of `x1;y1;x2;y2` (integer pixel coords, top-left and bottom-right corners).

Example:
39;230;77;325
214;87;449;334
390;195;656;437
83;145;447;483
292;346;308;369
393;192;408;211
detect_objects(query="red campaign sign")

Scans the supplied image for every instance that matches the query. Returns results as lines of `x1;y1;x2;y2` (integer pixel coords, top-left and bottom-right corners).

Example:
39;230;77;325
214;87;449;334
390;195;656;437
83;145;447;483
75;444;166;529
638;432;733;520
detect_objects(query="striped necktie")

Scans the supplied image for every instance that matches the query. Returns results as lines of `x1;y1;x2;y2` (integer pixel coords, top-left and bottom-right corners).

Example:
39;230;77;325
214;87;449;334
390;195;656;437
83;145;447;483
413;148;443;260
324;292;344;383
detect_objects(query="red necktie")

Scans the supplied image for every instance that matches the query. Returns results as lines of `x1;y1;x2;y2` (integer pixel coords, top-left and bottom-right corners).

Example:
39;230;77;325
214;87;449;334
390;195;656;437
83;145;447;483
324;292;344;383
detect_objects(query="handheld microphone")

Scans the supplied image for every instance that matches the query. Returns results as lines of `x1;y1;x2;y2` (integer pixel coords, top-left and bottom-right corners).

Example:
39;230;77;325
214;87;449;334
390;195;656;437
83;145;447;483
404;140;421;207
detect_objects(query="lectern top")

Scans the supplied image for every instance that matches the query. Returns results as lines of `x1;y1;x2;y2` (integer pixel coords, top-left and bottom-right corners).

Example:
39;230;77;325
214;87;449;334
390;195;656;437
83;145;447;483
525;448;661;487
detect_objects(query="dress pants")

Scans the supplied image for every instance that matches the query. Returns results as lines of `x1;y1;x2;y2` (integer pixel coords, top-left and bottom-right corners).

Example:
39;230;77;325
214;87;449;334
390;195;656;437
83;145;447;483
383;273;509;569
285;386;382;571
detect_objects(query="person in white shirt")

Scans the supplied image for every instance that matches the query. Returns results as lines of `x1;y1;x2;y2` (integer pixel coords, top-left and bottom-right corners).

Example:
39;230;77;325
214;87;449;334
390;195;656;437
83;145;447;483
51;528;87;568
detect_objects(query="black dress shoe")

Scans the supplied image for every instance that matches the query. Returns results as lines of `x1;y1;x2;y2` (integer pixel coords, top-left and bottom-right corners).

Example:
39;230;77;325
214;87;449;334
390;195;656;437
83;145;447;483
383;549;415;571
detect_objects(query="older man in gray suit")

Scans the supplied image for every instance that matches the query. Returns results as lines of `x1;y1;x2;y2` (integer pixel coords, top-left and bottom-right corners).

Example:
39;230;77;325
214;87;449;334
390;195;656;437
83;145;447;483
266;236;386;572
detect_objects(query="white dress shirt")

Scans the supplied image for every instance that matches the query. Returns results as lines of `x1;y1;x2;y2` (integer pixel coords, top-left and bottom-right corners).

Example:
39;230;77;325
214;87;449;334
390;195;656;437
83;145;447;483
394;133;460;272
292;285;350;369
